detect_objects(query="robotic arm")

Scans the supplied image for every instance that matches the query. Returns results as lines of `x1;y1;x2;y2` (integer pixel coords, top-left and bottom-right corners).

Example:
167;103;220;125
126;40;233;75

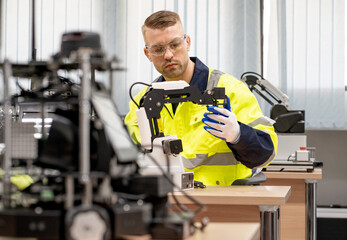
133;81;225;190
136;80;226;151
241;72;305;133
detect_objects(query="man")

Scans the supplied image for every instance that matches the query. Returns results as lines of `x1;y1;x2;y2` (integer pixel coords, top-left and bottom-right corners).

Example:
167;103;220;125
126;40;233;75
124;10;277;186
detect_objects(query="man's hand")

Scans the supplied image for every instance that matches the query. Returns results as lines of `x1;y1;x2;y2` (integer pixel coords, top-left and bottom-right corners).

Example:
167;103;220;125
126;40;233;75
202;98;241;144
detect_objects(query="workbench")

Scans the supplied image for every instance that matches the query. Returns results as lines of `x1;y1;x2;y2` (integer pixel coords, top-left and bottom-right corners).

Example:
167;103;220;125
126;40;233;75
262;168;322;240
170;185;291;240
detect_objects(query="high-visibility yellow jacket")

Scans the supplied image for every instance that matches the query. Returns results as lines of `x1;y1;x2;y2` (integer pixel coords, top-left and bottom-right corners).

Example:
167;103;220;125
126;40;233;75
124;57;277;186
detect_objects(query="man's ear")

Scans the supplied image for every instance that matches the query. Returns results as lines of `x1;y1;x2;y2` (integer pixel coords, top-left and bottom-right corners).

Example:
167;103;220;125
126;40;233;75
186;35;191;52
144;48;152;62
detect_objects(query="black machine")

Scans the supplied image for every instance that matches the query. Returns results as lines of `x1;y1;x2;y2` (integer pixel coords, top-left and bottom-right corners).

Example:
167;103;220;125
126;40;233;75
241;72;305;133
135;80;226;149
0;31;205;239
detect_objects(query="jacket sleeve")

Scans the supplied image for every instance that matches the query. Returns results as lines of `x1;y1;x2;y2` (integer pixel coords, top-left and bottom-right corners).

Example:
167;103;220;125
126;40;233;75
222;77;278;169
227;123;276;168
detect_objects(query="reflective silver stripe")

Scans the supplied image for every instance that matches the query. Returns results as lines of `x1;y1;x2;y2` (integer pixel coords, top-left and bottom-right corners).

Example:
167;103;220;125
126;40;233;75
207;69;224;90
248;116;275;127
153;76;160;83
182;152;240;169
258;149;277;168
252;167;263;175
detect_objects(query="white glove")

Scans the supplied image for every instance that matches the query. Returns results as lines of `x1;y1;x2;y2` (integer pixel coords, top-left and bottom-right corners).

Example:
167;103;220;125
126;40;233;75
202;105;241;143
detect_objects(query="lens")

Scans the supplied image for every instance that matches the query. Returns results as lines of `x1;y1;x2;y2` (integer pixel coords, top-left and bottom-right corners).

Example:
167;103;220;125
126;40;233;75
147;35;186;56
169;39;183;51
151;46;165;55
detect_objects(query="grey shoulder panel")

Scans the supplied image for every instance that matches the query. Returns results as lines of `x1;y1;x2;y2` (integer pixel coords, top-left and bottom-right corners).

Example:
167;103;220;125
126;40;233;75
207;69;224;90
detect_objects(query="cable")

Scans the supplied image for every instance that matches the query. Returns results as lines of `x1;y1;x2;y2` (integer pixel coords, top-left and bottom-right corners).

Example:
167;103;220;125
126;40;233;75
14;80;37;98
129;82;151;109
15;80;28;92
287;153;296;161
170;192;190;212
128;81;174;119
12;74;78;100
163;105;174;119
58;75;76;86
240;71;265;80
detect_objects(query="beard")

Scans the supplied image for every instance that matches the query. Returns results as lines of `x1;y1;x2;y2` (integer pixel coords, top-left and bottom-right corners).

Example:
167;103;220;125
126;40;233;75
157;56;189;80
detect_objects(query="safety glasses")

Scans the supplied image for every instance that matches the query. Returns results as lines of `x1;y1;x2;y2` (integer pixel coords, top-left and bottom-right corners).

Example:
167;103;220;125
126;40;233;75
145;34;187;56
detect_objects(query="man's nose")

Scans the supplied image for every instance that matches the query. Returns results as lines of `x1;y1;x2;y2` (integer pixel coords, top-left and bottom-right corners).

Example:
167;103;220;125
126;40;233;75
163;47;174;60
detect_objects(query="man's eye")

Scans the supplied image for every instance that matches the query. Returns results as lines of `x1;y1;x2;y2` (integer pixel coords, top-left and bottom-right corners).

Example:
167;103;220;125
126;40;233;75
170;42;181;49
153;47;164;53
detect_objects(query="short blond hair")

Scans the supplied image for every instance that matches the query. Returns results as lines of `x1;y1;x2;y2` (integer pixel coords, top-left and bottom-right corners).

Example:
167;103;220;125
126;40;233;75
142;10;182;36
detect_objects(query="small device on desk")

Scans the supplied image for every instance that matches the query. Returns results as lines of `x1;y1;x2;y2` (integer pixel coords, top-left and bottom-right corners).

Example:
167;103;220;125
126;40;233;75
263;134;322;172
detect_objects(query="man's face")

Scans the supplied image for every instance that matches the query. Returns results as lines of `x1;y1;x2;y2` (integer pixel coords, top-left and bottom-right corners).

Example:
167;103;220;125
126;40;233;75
143;23;191;80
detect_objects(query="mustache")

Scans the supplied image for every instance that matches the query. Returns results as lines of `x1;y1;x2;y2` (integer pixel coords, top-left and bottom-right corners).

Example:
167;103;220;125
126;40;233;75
162;60;180;68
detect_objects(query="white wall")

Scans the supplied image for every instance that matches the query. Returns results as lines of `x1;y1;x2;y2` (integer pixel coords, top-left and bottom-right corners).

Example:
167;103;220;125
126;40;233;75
1;0;261;115
306;130;347;206
107;0;261;114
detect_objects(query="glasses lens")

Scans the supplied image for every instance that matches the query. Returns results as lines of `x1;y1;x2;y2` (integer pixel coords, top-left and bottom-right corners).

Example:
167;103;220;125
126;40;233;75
148;35;186;56
169;38;184;51
151;46;165;55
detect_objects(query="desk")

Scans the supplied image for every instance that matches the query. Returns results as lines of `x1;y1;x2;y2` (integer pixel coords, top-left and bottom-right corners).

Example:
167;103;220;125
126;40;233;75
113;222;260;240
170;186;291;240
187;222;260;240
262;168;322;240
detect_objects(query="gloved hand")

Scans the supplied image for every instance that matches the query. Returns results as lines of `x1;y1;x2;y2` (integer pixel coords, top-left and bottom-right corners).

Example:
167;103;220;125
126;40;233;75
202;97;241;143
